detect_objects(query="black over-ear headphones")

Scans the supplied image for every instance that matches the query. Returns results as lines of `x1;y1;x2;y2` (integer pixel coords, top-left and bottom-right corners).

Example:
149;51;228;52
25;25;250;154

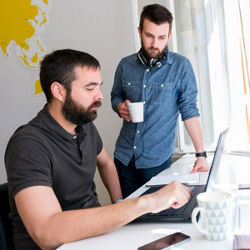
137;48;165;68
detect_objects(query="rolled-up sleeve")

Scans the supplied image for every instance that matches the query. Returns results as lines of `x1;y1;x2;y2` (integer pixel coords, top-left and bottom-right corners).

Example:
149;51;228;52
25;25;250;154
178;58;200;121
111;60;125;115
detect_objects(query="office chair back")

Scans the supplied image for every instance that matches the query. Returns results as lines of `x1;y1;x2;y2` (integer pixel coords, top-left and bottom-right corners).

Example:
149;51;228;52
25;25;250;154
0;183;14;250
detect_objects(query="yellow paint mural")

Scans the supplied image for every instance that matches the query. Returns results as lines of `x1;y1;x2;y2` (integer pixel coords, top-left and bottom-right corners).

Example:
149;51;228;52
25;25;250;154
0;0;50;94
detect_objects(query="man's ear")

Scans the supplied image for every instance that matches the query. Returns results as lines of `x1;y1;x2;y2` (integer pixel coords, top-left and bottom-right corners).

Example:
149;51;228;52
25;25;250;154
50;82;66;102
167;32;172;42
138;26;142;39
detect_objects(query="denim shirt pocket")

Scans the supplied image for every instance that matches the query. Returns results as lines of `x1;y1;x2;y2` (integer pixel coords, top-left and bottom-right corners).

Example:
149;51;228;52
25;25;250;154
122;79;142;102
152;82;174;104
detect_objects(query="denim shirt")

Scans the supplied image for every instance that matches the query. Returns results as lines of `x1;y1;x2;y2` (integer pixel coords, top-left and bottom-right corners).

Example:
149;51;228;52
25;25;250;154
111;50;200;169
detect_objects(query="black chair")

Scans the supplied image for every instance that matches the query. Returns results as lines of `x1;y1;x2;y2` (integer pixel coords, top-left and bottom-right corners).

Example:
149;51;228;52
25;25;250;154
0;183;14;250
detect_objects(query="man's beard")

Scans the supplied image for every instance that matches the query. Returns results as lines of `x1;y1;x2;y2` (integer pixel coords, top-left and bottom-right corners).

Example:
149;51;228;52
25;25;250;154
141;40;167;59
62;94;102;125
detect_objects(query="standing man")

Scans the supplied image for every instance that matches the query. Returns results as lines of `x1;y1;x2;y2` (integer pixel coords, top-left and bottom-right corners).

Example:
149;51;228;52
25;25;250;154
111;4;209;198
5;49;191;250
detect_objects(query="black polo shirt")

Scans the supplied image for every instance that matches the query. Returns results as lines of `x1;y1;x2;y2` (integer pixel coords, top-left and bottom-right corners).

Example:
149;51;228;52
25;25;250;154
5;106;103;250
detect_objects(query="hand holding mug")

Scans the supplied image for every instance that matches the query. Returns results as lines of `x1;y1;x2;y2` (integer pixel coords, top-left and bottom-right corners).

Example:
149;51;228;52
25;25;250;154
117;100;131;122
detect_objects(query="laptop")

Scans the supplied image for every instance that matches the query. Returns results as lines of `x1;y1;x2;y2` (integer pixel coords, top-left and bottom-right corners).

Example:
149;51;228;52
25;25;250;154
134;128;229;222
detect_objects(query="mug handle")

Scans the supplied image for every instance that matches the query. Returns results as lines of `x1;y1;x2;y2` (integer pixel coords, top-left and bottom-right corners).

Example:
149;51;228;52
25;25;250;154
191;207;208;235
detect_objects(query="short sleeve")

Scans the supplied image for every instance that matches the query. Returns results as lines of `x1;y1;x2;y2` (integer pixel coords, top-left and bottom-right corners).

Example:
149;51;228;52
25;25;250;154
92;123;103;154
5;135;52;198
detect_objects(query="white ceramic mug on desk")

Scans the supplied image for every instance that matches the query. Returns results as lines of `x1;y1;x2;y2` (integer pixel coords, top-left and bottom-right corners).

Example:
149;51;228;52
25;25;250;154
192;191;233;241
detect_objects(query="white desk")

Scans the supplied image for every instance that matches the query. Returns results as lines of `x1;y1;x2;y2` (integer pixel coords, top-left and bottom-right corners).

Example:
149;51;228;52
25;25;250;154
58;222;233;250
58;154;250;250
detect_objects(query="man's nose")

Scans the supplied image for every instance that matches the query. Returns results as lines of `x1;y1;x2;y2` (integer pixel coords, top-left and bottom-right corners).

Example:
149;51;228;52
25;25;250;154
152;38;158;48
95;88;103;101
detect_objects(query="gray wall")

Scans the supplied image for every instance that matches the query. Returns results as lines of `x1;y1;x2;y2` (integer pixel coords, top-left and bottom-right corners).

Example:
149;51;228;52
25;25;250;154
0;0;137;205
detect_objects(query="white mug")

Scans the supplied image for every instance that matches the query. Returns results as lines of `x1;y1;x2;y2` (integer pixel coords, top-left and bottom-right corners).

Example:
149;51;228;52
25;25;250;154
127;102;144;123
191;191;233;241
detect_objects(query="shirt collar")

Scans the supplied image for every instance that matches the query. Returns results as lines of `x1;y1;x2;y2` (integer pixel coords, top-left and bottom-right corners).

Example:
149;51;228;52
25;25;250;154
37;105;87;142
136;47;174;66
165;49;174;65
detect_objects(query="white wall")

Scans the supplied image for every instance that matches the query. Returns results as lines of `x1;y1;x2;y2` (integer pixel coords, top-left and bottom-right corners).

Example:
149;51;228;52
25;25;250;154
0;0;137;205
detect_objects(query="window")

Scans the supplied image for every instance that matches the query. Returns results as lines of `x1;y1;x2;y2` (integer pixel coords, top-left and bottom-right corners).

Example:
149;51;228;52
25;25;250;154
223;0;250;153
169;0;232;152
135;0;250;154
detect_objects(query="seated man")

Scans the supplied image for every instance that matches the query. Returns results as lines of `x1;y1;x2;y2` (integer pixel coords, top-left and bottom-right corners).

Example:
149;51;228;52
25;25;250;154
5;49;191;250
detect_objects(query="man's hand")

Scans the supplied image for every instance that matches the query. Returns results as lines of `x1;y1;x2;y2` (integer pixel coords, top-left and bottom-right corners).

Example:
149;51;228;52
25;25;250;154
148;181;192;213
117;100;131;122
191;157;210;173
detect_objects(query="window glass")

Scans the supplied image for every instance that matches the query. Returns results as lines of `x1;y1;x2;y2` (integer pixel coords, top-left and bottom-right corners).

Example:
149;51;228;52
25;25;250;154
135;0;250;154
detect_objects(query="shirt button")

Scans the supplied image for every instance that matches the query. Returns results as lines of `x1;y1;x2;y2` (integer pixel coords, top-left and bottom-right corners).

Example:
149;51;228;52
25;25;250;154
133;146;137;149
143;85;147;88
161;84;164;87
137;130;140;134
146;69;150;72
73;135;77;139
128;82;131;86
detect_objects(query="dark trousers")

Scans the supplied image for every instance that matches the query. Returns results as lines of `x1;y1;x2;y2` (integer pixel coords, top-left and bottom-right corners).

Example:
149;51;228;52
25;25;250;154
115;157;172;198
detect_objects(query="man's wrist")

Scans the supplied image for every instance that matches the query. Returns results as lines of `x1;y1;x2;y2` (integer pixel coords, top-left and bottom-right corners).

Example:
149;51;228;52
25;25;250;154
115;198;123;203
112;198;123;204
117;103;123;112
195;151;207;158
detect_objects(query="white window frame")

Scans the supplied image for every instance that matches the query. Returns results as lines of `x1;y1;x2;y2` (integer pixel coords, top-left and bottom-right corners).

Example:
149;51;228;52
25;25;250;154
169;0;232;153
133;0;250;155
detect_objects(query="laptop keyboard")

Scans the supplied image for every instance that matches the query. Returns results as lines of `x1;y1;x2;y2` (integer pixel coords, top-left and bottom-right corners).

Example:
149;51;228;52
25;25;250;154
137;185;205;221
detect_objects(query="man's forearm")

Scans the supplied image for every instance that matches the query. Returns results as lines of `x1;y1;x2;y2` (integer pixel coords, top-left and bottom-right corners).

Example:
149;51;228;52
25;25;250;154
31;197;151;249
184;117;210;172
16;181;191;250
97;161;123;203
33;181;190;249
97;147;123;202
183;117;205;153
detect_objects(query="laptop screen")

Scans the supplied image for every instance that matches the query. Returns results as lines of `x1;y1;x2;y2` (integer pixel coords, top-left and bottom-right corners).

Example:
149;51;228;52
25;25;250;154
205;128;229;192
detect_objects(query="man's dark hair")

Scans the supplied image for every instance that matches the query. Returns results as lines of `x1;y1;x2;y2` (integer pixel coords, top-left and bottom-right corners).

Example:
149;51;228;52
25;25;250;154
40;49;100;102
139;4;173;32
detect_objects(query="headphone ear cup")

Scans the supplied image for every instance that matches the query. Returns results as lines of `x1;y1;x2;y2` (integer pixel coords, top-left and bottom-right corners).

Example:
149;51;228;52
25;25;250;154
150;58;161;68
149;58;154;68
156;61;161;68
137;50;163;68
137;51;148;66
